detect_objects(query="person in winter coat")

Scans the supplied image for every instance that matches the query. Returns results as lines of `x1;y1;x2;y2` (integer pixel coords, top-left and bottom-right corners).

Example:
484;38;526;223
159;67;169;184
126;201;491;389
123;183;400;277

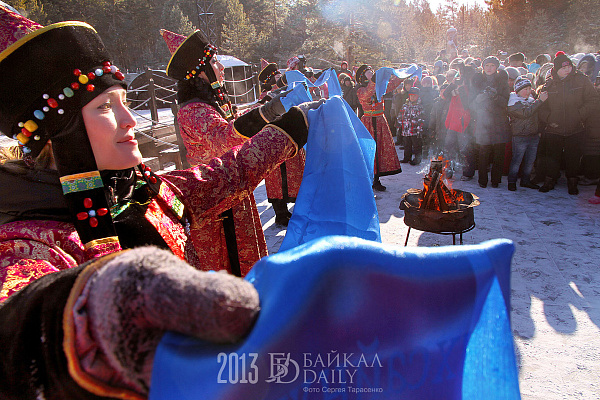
589;78;600;204
398;87;425;165
392;77;415;146
419;76;440;159
537;51;600;194
161;30;282;275
0;9;317;399
429;90;451;157
441;65;475;180
576;53;600;186
470;56;511;188
356;65;403;191
341;74;362;116
507;76;549;191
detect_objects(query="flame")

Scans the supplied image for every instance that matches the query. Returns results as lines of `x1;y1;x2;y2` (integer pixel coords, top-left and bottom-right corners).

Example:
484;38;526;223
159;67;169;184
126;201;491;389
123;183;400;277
419;157;467;211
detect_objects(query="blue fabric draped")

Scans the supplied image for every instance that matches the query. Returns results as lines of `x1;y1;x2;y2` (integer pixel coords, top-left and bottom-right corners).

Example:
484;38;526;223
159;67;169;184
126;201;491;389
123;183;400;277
279;95;379;251
150;236;520;400
280;83;312;111
375;65;423;102
285;68;343;98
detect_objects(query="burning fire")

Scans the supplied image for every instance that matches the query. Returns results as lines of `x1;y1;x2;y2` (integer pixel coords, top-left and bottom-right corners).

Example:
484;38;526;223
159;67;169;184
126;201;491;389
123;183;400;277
419;157;466;211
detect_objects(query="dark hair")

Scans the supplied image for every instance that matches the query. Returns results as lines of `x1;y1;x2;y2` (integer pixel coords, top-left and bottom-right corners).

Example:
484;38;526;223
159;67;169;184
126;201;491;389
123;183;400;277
177;78;225;117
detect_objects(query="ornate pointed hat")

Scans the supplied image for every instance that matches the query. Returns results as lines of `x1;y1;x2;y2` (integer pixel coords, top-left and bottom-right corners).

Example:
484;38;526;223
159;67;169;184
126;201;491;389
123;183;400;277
159;28;187;55
0;4;42;47
161;28;216;82
0;7;128;248
260;58;269;71
258;60;278;85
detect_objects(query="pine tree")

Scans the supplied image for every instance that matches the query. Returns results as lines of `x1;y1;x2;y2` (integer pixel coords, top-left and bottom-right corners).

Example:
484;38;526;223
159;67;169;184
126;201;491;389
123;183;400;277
221;0;259;60
519;9;562;58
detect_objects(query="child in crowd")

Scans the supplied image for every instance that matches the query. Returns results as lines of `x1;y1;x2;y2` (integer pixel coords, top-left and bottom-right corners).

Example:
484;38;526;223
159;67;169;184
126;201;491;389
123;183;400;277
399;87;424;165
507;76;548;191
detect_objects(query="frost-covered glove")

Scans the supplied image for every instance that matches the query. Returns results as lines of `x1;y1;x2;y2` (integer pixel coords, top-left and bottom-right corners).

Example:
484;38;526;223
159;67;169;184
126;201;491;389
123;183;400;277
70;247;259;396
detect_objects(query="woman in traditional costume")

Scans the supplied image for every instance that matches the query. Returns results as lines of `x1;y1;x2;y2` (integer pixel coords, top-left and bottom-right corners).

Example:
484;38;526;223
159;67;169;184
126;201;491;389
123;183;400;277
0;7;312;399
355;64;403;191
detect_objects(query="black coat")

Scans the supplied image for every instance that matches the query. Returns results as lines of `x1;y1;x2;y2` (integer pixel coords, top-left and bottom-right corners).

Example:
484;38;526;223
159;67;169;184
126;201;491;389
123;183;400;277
538;69;600;139
470;70;511;145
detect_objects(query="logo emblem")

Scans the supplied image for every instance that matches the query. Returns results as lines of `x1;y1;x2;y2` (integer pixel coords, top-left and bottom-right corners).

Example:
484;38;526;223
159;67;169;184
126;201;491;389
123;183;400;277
266;353;299;384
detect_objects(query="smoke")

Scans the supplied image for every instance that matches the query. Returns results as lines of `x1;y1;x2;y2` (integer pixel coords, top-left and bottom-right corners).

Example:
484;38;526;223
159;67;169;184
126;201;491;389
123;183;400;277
377;21;393;39
573;38;596;54
332;41;345;58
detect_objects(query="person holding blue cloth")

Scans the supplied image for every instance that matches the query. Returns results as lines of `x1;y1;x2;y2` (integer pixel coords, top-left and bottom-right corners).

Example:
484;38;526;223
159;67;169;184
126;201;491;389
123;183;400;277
355;64;403;191
0;6;318;399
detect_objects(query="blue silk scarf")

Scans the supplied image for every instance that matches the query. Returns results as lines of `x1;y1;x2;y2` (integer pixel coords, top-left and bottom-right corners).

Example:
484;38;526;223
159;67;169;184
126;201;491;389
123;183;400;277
150;236;520;400
279;95;380;251
148;83;520;399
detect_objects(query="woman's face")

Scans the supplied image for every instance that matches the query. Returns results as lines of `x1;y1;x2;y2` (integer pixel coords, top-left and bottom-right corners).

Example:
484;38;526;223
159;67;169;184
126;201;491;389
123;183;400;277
82;86;140;171
483;62;497;75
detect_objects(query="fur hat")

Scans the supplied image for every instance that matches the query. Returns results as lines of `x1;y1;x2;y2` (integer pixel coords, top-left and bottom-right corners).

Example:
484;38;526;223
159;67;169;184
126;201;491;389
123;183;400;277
482;56;500;69
553;51;573;71
0;6;128;247
513;76;531;93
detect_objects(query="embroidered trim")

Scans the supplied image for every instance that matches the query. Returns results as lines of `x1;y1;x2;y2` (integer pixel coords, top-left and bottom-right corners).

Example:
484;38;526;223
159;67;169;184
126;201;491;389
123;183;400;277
60;171;104;194
158;183;185;220
364;110;384;116
83;236;120;250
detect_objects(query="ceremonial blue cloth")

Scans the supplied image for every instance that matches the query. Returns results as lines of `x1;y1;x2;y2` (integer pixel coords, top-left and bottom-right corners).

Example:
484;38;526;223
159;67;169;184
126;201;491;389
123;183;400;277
285;68;343;98
280;82;312;111
150;236;520;400
375;65;423;102
279;95;380;251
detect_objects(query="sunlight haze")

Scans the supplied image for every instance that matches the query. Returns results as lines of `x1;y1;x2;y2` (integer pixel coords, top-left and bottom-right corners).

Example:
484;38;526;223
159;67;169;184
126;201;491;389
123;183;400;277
427;0;489;12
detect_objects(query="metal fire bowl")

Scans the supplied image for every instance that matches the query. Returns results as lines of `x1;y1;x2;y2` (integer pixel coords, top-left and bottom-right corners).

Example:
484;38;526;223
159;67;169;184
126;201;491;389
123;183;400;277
400;189;480;234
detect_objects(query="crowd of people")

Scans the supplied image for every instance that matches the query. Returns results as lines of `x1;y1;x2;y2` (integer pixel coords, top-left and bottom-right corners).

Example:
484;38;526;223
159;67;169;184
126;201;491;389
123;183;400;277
332;48;600;204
